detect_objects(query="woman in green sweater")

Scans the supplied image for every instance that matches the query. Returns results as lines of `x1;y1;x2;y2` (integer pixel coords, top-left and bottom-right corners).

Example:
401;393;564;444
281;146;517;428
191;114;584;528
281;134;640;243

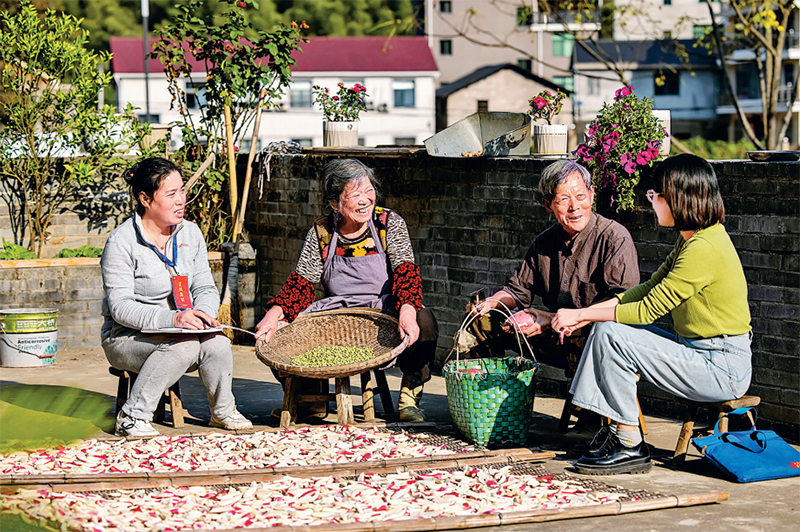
552;154;752;475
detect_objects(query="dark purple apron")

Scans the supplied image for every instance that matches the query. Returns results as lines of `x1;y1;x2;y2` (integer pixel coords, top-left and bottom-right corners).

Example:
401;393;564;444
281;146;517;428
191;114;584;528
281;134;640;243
300;217;392;314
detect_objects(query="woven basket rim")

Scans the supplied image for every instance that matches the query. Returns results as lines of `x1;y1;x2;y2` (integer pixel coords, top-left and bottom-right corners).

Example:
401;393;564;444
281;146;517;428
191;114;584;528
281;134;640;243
442;356;538;377
255;308;409;378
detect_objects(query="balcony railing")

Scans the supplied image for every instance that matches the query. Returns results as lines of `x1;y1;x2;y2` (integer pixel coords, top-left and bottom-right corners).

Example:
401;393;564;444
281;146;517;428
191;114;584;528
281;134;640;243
717;85;796;106
530;10;601;31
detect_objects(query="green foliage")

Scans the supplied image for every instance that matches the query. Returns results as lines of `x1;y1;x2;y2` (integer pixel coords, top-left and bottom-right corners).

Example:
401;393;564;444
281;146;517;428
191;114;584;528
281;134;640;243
0;238;38;259
151;0;307;249
53;245;103;258
313;82;369;122
574;86;667;212
672;137;756;160
0;1;149;257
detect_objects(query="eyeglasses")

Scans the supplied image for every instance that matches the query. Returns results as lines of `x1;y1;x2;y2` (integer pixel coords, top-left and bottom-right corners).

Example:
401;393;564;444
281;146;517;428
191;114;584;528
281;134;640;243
645;190;661;203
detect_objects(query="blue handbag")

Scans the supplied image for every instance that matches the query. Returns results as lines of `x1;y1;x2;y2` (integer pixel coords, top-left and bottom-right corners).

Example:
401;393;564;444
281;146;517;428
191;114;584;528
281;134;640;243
692;407;800;483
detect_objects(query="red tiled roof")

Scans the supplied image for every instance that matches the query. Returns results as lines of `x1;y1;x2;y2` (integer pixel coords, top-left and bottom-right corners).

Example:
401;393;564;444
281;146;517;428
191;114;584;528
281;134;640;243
110;36;437;75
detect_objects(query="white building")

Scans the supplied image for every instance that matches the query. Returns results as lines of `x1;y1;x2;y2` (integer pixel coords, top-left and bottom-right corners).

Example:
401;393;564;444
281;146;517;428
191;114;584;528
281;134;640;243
572;39;723;140
109;36;439;149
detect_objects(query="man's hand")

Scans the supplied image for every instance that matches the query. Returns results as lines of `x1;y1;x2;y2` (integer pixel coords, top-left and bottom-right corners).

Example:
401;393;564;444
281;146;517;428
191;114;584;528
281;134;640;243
398;303;420;346
503;308;553;337
254;306;285;343
174;309;219;330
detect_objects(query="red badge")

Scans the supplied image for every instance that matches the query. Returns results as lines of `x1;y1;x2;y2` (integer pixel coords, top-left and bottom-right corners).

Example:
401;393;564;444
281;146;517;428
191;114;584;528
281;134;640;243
172;275;193;310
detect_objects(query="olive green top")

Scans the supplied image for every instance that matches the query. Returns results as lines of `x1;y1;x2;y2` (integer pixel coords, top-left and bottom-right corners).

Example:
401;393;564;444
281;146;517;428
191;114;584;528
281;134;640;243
616;223;751;339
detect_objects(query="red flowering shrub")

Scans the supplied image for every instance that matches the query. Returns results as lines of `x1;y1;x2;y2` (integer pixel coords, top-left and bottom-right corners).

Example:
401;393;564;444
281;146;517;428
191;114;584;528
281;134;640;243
574;85;667;211
312;82;369;122
528;90;566;124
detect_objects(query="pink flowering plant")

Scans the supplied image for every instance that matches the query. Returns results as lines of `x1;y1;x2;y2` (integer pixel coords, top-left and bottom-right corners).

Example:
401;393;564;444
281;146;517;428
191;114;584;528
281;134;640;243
528;89;566;124
574;85;667;211
313;82;369;122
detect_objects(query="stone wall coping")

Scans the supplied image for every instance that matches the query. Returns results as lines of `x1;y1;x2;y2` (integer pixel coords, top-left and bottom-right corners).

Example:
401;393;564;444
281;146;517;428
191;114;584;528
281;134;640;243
0;252;225;269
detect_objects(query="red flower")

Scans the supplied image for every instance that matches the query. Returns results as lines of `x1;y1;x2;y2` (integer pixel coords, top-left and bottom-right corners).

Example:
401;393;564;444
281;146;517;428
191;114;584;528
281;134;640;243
237;1;246;8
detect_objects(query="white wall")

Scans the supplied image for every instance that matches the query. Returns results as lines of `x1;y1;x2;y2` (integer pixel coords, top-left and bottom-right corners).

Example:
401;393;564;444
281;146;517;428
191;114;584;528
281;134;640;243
115;73;437;149
612;0;722;40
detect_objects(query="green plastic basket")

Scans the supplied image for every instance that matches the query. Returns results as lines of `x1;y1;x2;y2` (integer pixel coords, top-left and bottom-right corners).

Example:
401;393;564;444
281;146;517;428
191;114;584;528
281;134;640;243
443;357;538;447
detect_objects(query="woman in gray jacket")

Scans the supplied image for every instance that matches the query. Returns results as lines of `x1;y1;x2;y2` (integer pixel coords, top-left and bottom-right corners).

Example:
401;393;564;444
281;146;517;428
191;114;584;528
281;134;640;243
101;158;252;437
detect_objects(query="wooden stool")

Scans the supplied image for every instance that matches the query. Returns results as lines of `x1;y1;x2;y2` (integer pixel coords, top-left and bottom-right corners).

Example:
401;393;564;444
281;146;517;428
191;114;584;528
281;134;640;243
279;369;393;429
672;395;761;464
109;367;184;428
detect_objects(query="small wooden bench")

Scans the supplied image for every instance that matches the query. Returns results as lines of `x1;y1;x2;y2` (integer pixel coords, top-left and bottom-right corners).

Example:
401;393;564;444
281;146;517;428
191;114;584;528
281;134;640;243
672;395;761;464
279;369;394;429
109;367;184;428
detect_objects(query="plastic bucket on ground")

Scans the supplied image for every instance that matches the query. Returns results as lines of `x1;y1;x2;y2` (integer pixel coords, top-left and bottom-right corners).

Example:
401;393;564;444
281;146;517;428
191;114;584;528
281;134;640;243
0;308;58;367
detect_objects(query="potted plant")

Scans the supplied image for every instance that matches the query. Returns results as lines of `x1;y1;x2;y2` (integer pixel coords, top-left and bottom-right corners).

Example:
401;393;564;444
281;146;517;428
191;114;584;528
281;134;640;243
313;82;369;147
574;85;668;212
528;89;568;155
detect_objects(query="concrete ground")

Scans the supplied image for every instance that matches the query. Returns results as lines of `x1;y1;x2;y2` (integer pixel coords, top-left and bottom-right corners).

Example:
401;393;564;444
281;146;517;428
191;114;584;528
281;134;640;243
2;345;798;532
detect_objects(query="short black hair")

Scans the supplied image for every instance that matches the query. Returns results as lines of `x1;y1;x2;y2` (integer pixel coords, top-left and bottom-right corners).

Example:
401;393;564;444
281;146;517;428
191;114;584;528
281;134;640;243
652;153;725;231
125;158;181;216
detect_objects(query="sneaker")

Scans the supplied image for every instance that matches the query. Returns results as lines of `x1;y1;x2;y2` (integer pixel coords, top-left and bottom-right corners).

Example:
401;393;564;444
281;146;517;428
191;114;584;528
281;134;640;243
210;408;253;430
115;410;159;438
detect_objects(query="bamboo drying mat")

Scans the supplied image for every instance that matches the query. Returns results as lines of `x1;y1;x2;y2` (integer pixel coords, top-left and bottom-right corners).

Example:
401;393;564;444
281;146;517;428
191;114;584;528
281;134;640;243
1;427;554;490
2;461;729;532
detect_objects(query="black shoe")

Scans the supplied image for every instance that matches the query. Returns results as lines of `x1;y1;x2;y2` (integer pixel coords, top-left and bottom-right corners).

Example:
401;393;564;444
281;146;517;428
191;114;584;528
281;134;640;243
570;424;613;458
575;433;652;475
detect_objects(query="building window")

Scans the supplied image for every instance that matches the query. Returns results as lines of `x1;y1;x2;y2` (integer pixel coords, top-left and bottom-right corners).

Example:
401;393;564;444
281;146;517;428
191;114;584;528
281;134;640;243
439;0;451;13
393;80;415;108
240;139;262;152
517;59;532;72
440;39;452;55
185;81;207;110
477;100;489;113
292;138;313;148
289;81;312;108
587;78;600;95
137;113;160;123
552;33;574;57
516;6;532;26
394;137;416;145
654;71;680;96
553;76;574;93
663;0;671;5
693;24;712;38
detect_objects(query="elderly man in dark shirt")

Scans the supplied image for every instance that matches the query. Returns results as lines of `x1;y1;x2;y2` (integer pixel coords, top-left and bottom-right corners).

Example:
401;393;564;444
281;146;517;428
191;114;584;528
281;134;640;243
469;159;639;377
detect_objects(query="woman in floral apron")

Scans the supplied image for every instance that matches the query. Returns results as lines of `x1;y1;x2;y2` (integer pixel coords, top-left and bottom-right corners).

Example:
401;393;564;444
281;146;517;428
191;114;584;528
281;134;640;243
256;159;438;422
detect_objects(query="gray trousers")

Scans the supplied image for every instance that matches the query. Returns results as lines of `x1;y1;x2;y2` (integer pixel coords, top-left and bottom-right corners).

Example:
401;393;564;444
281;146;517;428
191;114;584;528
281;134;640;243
570;322;752;426
103;329;236;421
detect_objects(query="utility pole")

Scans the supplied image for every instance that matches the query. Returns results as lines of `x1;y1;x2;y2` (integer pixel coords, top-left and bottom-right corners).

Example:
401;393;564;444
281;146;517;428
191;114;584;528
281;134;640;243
142;0;151;122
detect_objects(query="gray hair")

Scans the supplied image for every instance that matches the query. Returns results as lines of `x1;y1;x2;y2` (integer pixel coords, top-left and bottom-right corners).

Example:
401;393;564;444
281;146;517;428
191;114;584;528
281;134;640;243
538;160;592;200
323;159;381;212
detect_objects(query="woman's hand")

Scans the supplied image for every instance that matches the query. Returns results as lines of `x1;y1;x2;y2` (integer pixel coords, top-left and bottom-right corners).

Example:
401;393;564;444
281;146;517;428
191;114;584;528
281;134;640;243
398;303;420;346
254;306;285;343
174;309;219;330
468;290;517;317
552;308;587;337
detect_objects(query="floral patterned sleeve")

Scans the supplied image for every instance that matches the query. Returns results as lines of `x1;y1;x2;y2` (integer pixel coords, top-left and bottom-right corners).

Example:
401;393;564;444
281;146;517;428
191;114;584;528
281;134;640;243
386;211;423;311
264;228;320;321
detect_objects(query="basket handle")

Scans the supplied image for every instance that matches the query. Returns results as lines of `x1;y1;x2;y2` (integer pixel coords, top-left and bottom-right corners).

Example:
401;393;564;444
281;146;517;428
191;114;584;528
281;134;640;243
451;300;538;367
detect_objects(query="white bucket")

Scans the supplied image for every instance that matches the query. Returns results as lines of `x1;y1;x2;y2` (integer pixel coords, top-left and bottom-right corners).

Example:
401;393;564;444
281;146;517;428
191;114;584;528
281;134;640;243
0;308;58;367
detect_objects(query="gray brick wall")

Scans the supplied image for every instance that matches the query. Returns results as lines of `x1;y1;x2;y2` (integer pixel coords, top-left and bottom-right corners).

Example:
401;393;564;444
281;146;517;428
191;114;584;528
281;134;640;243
0;259;256;351
248;153;799;441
